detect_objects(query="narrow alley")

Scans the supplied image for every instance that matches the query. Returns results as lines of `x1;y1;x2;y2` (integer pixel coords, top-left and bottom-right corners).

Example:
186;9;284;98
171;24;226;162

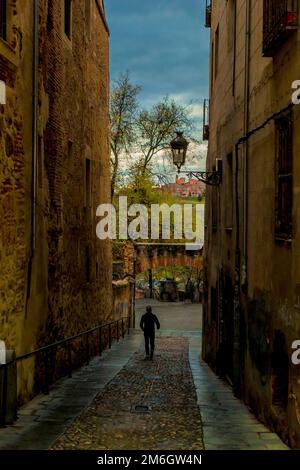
0;301;288;451
1;0;300;462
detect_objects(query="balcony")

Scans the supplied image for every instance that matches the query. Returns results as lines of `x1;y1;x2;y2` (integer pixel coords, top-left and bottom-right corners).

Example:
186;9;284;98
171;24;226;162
203;99;209;141
263;0;298;57
205;0;211;28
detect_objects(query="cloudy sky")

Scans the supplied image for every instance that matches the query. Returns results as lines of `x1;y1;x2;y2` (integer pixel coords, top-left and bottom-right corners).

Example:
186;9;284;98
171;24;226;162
105;0;209;173
106;0;209;124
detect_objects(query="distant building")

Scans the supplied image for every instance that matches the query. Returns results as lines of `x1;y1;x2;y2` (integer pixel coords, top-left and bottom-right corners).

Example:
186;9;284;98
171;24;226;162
157;175;206;198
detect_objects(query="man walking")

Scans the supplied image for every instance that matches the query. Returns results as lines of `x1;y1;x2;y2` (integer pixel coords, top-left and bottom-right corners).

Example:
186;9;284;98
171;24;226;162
140;305;160;360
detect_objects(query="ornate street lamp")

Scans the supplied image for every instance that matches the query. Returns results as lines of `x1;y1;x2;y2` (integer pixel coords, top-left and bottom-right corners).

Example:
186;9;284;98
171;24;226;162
170;131;221;186
170;131;188;172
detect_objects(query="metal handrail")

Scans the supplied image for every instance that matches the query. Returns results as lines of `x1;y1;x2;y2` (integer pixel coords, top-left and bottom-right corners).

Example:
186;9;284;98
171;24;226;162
0;315;131;426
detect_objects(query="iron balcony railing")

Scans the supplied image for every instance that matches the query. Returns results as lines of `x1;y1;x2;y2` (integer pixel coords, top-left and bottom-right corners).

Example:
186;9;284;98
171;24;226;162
0;315;131;427
263;0;298;56
203;99;210;141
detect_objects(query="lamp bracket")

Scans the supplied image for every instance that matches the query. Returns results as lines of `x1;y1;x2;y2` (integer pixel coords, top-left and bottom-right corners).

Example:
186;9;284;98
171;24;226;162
184;171;221;186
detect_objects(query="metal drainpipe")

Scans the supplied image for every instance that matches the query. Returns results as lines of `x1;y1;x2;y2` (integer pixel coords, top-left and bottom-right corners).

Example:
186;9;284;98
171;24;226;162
26;0;39;314
132;249;137;329
242;0;251;286
233;139;241;394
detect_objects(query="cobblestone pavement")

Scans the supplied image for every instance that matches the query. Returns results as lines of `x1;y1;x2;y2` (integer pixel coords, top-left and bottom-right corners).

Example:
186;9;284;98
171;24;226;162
0;333;141;450
52;337;204;450
0;301;289;450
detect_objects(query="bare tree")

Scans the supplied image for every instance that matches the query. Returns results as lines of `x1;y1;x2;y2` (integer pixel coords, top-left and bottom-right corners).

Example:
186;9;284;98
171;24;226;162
110;73;141;198
134;96;196;174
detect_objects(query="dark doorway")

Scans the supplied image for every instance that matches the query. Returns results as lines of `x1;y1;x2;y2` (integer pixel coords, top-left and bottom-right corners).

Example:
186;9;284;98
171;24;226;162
220;274;234;383
271;331;289;415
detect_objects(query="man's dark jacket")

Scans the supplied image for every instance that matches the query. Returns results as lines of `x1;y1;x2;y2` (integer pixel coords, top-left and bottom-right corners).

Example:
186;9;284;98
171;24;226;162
140;312;160;334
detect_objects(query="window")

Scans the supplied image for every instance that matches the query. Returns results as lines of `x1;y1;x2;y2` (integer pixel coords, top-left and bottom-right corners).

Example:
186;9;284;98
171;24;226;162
226;1;237;94
85;0;91;38
263;0;298;57
85;158;91;208
64;0;72;39
275;113;293;239
0;0;7;41
214;25;219;79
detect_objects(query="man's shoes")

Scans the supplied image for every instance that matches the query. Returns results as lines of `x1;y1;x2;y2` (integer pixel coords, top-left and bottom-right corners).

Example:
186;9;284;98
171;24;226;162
144;355;150;360
150;351;154;360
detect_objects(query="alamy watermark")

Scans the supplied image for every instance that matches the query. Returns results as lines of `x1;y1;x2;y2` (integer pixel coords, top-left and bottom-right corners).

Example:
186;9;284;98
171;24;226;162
292;80;300;104
287;82;300;365
96;196;204;250
292;340;300;365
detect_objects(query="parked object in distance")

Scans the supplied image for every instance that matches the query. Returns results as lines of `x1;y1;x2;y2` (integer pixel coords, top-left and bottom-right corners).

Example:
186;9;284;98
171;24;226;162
159;280;178;302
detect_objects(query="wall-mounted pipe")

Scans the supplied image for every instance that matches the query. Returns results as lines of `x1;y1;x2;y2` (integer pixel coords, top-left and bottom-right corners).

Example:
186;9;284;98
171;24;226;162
26;0;39;312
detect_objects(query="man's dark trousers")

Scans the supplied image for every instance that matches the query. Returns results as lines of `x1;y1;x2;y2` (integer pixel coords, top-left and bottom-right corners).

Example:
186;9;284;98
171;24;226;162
140;311;160;358
144;332;155;357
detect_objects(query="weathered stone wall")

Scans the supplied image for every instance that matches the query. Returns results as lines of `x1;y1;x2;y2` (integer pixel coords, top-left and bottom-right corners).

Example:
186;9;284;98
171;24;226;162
204;0;300;448
0;0;34;364
112;280;134;322
134;244;203;275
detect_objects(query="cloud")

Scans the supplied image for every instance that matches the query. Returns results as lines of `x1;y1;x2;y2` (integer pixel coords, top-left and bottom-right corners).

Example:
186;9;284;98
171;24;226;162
106;0;209;176
106;0;210;117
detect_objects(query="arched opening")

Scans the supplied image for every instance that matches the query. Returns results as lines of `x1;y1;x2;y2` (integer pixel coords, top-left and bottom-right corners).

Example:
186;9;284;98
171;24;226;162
136;265;203;303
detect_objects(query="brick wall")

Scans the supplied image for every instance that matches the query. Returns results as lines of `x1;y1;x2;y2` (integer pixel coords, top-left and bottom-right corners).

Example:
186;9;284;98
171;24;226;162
0;0;113;404
34;0;112;368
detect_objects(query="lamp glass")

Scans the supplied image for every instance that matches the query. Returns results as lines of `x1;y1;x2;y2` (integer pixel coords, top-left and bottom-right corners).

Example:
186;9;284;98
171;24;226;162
170;131;188;171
